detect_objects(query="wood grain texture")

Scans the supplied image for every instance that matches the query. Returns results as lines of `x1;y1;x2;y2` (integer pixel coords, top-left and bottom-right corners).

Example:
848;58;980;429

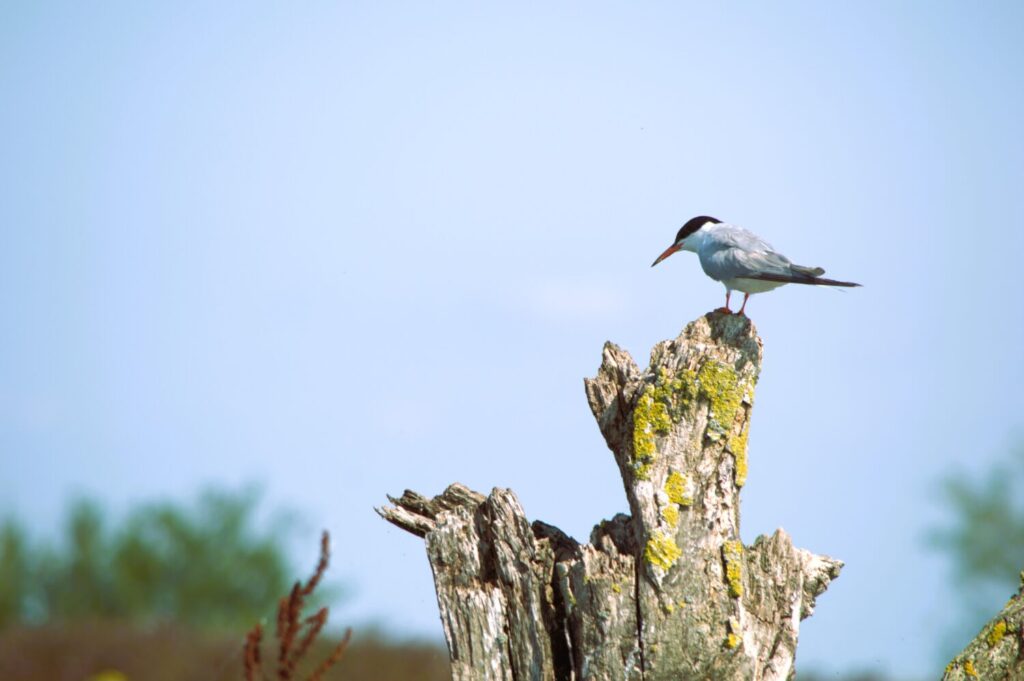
378;311;842;680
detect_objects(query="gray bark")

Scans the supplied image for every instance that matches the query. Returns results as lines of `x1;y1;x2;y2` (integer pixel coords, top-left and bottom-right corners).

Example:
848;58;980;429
942;575;1024;680
377;312;842;680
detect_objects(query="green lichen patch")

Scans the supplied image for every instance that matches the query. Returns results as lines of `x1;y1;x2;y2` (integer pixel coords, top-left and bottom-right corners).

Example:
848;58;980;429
722;540;744;598
664;470;693;507
697;360;744;425
632;386;670;479
661;503;680;528
611;582;622;594
658;367;698;421
660;469;691;529
632;386;669;478
631;369;699;479
986;619;1007;647
634;460;653;480
645;531;682;571
725;617;741;650
728;427;749;488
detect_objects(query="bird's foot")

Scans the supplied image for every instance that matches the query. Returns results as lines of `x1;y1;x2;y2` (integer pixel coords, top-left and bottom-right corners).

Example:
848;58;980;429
713;306;733;315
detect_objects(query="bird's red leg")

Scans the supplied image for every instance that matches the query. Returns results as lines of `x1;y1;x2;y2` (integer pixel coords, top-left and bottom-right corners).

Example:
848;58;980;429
715;291;732;314
737;293;750;316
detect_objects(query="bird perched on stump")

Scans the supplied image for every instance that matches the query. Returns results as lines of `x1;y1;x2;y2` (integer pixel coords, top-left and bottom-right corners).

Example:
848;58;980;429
651;215;860;316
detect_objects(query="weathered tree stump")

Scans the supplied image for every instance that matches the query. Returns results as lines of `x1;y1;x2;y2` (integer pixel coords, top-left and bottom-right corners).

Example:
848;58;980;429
377;312;842;680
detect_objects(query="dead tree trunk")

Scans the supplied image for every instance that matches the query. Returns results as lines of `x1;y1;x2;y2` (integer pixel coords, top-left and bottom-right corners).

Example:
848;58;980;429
377;312;842;680
942;575;1024;680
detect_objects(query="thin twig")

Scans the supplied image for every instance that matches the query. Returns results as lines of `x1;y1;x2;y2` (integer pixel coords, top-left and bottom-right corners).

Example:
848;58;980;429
289;608;328;670
243;530;347;681
301;531;330;597
277;583;303;680
243;623;264;681
309;628;352;681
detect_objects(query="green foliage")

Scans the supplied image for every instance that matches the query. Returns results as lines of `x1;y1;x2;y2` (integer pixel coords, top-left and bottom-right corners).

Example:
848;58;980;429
0;488;293;631
927;441;1024;659
0;520;31;626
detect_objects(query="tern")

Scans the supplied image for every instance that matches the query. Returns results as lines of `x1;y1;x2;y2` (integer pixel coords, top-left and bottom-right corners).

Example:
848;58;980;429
651;216;860;316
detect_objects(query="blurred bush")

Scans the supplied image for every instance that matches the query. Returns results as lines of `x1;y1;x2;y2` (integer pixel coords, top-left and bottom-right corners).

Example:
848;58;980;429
0;489;451;680
928;440;1024;659
0;488;291;631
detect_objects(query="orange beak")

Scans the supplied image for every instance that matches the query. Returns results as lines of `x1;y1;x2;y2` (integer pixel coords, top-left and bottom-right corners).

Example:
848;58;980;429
651;243;680;267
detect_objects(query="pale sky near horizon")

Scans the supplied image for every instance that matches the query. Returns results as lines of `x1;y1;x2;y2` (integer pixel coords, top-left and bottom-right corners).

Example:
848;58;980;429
3;2;1024;677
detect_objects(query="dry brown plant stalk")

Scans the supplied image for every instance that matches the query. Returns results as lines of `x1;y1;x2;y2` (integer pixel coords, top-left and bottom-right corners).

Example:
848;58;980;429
243;531;351;681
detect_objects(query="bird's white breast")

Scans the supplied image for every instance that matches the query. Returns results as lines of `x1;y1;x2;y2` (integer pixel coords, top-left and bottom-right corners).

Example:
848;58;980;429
722;277;786;294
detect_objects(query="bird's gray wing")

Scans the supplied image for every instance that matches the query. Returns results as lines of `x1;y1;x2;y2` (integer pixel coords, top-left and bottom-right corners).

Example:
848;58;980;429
698;226;795;281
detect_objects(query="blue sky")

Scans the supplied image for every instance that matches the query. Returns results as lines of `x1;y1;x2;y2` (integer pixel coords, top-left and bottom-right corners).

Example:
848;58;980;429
2;2;1023;676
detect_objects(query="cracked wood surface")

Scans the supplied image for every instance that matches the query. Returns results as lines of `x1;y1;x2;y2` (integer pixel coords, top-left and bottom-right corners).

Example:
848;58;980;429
378;311;842;680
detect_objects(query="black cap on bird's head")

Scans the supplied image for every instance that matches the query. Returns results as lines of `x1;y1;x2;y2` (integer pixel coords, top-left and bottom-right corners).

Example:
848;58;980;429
651;216;722;267
675;215;721;243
